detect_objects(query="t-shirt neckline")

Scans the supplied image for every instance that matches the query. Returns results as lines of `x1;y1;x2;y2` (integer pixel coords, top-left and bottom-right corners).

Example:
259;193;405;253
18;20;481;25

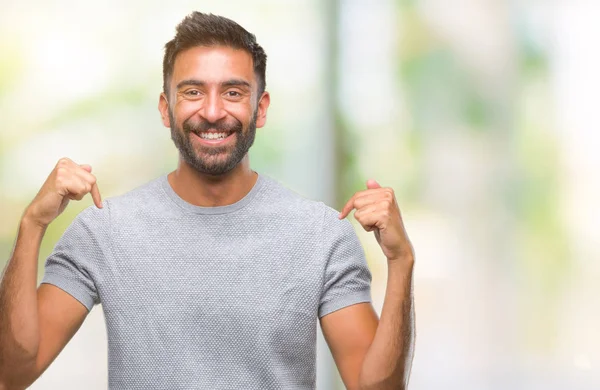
159;172;266;215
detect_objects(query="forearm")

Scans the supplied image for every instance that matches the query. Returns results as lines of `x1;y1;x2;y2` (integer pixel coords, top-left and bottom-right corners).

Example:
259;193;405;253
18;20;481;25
359;257;415;390
0;216;46;384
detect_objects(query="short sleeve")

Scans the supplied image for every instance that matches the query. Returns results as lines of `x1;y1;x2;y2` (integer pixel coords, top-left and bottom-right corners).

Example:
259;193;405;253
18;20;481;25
318;208;372;318
41;202;111;311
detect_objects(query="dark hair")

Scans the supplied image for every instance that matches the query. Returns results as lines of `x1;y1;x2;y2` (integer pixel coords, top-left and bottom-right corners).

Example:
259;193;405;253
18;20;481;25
162;12;267;98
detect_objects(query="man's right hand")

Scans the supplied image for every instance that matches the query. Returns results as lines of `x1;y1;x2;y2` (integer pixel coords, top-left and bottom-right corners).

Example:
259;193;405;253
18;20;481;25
23;157;102;228
0;157;99;390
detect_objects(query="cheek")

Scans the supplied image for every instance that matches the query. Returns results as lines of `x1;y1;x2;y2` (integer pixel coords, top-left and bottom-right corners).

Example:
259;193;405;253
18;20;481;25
225;103;254;125
174;101;201;125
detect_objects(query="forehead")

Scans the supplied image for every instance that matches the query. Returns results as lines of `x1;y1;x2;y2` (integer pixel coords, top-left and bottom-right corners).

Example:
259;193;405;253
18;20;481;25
171;45;255;86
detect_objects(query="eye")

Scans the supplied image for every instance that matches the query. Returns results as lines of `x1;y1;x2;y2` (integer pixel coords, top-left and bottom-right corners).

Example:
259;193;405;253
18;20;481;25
226;91;242;97
185;90;201;96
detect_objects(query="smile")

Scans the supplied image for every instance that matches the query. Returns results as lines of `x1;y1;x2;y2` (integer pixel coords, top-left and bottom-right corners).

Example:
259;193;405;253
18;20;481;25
198;132;229;140
192;131;235;145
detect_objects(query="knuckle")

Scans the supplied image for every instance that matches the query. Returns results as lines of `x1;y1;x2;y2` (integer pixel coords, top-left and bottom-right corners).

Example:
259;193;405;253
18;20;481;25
57;157;71;166
55;166;68;177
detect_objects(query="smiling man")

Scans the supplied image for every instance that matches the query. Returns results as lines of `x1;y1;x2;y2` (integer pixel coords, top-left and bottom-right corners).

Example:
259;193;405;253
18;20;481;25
0;12;415;390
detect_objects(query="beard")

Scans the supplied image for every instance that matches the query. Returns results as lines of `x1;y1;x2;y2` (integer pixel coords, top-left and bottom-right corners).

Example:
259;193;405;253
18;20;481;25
169;109;257;176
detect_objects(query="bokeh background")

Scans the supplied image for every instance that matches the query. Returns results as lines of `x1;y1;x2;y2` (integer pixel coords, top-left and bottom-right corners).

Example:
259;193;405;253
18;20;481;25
1;0;599;389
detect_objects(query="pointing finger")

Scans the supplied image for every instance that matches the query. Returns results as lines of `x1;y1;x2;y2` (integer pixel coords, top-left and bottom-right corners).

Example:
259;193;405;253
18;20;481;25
338;195;355;219
76;164;102;208
339;180;384;219
90;182;103;208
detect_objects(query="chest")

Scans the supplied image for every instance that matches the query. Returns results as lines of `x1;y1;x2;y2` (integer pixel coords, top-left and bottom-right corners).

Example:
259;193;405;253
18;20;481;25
98;222;323;317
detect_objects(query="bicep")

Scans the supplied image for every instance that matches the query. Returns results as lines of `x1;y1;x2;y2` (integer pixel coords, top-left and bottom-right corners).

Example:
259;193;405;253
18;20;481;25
320;302;379;390
30;283;88;383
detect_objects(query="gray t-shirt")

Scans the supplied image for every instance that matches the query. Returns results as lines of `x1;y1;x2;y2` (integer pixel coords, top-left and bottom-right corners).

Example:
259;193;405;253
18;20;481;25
41;173;372;389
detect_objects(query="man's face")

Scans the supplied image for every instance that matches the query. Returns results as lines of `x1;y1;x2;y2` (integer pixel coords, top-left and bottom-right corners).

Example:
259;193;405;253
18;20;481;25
159;45;269;176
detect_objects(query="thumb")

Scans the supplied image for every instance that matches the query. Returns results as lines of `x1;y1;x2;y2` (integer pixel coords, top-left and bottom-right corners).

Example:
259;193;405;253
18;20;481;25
366;179;381;189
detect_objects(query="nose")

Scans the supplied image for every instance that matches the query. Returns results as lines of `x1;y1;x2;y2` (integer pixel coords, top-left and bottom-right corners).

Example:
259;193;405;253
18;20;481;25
199;91;227;123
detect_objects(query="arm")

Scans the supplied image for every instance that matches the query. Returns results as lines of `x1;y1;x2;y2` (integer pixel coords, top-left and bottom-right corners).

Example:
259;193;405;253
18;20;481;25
321;260;414;390
0;239;88;389
358;258;414;389
320;303;379;389
325;179;414;389
0;158;102;389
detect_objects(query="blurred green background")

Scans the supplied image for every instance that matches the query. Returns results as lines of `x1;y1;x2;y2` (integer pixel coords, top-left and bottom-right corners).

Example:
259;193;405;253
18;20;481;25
1;0;599;389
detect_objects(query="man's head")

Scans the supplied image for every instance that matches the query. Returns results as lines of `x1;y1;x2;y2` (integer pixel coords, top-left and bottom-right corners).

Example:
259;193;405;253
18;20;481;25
159;12;270;176
162;12;267;98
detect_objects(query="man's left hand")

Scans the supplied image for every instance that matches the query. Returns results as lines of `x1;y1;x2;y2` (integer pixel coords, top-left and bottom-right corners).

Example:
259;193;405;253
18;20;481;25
339;179;414;262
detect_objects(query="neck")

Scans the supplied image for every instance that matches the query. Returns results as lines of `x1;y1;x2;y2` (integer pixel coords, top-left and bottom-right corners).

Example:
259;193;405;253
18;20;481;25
167;154;257;207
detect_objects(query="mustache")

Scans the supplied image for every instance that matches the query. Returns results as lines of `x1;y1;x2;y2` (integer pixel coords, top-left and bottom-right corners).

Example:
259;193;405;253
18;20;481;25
183;118;242;134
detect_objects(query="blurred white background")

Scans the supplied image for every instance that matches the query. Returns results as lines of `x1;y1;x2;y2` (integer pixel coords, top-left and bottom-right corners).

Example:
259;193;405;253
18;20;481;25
1;0;599;389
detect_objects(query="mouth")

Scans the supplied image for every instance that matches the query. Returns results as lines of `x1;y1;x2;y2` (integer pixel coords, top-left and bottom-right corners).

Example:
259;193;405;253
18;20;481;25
191;130;236;146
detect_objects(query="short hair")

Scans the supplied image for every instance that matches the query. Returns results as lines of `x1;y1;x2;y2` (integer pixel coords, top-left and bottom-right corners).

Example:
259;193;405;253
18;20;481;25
162;12;267;99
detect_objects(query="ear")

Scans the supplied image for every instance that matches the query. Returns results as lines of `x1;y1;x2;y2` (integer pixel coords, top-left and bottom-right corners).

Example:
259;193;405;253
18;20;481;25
255;91;271;129
158;92;171;128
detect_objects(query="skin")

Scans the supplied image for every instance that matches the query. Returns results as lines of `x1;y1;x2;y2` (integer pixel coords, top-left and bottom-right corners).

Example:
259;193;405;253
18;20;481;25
0;160;101;389
334;180;416;389
0;45;415;390
158;45;271;207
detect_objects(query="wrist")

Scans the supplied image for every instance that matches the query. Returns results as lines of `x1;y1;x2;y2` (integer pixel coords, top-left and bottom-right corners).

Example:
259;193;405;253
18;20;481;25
386;254;414;270
21;209;49;232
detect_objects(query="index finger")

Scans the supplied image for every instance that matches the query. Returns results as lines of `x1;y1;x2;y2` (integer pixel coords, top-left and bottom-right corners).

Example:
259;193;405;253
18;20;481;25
339;194;358;219
338;188;384;219
90;182;103;208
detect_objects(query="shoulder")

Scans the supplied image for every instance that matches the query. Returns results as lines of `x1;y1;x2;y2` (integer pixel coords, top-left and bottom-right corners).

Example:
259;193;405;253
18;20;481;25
105;175;163;207
67;175;164;233
259;174;350;231
99;175;167;221
260;175;326;212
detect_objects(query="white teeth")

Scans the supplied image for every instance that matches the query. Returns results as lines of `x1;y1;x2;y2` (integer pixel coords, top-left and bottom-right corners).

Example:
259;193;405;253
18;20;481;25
198;132;228;140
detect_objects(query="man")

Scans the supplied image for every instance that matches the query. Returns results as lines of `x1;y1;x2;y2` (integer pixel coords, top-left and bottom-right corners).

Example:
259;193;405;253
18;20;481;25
0;12;415;390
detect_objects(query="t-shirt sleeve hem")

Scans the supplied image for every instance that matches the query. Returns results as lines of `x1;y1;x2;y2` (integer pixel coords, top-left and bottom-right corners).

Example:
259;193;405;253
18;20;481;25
318;290;372;318
40;273;96;311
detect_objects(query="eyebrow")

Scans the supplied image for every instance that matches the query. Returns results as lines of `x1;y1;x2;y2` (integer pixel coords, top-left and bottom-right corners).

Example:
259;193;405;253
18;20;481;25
176;78;251;90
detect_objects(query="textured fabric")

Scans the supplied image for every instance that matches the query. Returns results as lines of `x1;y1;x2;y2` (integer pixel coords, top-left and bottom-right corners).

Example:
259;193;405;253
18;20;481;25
41;172;372;389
